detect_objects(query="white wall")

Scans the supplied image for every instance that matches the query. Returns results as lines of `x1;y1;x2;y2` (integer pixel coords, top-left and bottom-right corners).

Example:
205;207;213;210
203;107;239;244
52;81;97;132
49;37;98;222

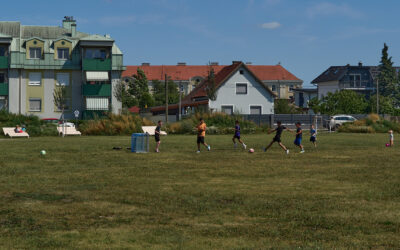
318;81;339;99
209;66;275;114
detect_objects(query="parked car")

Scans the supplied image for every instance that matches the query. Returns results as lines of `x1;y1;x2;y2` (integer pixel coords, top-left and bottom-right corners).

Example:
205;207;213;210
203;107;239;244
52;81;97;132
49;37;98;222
41;118;75;127
329;115;357;130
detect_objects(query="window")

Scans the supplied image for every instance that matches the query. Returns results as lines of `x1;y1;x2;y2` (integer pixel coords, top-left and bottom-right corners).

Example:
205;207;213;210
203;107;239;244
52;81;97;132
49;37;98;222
0;47;6;56
0;73;4;83
289;85;294;91
0;96;6;110
271;85;276;92
236;83;247;95
57;48;69;60
29;48;41;59
250;106;261;115
239;70;244;75
221;105;233;115
29;72;41;85
29;98;41;112
85;48;107;59
349;74;361;87
56;73;70;86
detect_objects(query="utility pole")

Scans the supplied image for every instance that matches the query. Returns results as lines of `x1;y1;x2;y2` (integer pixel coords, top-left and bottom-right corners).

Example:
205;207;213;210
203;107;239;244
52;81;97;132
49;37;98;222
178;83;182;121
376;79;379;114
165;74;168;123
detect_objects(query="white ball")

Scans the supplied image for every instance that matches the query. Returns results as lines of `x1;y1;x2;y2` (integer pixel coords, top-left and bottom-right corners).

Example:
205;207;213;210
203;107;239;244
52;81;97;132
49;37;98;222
40;150;46;156
248;148;255;153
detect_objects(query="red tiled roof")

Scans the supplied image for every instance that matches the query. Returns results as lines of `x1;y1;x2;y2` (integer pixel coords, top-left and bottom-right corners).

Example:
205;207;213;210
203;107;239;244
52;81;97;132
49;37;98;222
123;64;301;82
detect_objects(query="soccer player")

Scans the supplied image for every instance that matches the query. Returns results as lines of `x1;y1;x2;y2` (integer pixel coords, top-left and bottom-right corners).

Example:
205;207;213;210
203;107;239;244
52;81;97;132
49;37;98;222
389;130;394;147
264;121;290;154
294;122;305;153
196;118;210;153
232;120;246;149
155;120;162;153
310;124;317;147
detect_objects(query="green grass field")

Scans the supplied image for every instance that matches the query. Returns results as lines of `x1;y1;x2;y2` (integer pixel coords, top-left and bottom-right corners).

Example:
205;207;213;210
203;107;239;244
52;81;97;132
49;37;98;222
0;132;399;249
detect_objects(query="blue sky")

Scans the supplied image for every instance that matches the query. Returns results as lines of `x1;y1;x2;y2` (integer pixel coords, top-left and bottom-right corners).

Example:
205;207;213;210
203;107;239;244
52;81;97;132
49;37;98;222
3;0;400;86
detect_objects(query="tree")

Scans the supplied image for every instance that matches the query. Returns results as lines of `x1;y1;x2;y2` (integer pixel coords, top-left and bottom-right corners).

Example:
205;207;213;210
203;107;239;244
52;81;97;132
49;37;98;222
274;99;302;114
310;90;368;115
152;79;181;106
308;97;322;114
378;43;398;98
114;79;138;109
128;68;154;108
53;85;68;137
205;67;217;101
367;94;396;115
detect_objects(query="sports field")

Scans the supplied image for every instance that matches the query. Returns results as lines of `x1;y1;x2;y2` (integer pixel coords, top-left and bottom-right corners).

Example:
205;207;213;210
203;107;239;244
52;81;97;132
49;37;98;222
0;132;399;249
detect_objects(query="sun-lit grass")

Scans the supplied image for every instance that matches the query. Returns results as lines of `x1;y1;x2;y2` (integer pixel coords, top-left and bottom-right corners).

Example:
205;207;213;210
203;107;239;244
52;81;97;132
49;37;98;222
0;132;399;249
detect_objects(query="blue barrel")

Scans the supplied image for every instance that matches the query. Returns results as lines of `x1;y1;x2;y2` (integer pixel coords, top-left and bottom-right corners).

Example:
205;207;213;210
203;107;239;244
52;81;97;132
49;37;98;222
131;133;149;153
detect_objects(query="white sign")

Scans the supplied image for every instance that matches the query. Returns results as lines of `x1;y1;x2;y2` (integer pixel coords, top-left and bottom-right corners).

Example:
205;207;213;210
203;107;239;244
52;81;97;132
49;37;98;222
74;110;80;118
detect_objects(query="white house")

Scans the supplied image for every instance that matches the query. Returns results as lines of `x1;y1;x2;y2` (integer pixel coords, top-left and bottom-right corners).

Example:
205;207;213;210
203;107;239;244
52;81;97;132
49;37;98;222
150;61;276;115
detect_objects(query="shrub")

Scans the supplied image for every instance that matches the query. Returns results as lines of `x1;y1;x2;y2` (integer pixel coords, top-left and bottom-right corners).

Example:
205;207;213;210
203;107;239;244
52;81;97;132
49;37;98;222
338;113;400;133
79;113;143;135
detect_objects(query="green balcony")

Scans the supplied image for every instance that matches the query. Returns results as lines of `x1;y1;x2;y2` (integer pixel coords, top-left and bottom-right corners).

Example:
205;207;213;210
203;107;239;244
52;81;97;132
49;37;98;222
82;58;111;71
82;84;111;96
0;83;8;95
0;56;8;69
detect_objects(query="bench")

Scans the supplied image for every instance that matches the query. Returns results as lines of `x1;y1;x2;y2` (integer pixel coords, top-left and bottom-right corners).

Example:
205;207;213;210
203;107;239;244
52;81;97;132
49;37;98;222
57;126;82;136
2;127;30;138
142;126;167;136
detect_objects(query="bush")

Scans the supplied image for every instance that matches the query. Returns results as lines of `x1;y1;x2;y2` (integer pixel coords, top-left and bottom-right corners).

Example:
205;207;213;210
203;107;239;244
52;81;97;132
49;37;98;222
79;113;143;135
338;113;400;133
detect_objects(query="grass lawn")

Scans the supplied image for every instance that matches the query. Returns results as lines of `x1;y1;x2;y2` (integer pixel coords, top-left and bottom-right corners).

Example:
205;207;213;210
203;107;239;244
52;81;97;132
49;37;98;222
0;132;399;249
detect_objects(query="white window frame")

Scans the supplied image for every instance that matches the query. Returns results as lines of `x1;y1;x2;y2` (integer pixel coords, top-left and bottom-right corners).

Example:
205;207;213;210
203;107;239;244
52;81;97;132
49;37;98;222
57;48;69;60
235;82;248;95
29;98;42;112
271;84;276;92
221;105;234;115
56;73;70;86
249;105;262;115
29;47;42;59
29;72;42;86
349;74;361;88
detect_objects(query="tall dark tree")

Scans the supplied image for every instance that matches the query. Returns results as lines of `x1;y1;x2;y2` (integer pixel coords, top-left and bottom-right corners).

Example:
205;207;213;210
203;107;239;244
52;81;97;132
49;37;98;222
152;79;181;106
128;68;154;108
114;79;138;109
378;43;398;98
205;67;217;101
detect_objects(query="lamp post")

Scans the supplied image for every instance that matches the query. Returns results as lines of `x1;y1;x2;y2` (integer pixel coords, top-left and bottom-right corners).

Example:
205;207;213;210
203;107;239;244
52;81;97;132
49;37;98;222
376;79;379;115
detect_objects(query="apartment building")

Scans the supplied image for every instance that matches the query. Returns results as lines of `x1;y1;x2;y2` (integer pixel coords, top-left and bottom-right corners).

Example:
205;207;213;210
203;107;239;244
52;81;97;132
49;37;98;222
0;17;125;119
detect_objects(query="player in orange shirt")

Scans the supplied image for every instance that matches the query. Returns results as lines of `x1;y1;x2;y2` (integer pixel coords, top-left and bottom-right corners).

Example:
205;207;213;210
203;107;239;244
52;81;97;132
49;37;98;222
196;118;211;153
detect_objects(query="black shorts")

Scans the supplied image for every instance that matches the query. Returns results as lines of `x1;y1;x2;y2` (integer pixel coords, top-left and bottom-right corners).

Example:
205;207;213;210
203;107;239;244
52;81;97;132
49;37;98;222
197;136;205;144
233;135;241;140
155;135;160;142
273;136;281;143
310;137;316;142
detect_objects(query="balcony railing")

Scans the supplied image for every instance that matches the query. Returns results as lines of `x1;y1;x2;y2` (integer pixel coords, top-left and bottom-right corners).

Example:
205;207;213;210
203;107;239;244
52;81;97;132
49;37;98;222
82;58;111;71
0;83;8;95
82;84;111;96
0;56;8;69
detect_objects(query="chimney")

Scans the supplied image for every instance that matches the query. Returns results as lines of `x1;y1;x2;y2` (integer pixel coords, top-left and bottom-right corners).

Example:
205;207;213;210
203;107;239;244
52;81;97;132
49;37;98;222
141;63;150;66
210;62;219;66
246;62;252;65
177;62;186;66
232;61;242;64
71;23;76;37
358;61;363;67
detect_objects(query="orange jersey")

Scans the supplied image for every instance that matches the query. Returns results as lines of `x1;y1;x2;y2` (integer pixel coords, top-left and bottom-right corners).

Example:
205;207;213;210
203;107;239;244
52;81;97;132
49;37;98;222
197;123;206;137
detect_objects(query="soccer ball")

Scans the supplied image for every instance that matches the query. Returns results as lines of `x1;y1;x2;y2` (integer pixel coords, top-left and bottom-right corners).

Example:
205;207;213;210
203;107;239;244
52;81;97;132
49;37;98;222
40;150;46;156
248;148;255;153
385;143;390;147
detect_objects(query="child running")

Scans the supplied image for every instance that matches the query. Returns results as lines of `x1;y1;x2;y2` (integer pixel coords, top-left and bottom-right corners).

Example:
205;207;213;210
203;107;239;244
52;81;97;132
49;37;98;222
264;121;290;154
389;130;394;146
294;122;305;153
196;118;211;153
232;120;247;149
154;120;162;153
310;124;317;147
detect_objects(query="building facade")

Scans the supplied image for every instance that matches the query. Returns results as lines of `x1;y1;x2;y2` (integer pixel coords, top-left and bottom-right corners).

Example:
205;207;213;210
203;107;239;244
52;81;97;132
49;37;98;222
0;17;125;119
293;88;318;110
311;63;396;99
123;62;302;99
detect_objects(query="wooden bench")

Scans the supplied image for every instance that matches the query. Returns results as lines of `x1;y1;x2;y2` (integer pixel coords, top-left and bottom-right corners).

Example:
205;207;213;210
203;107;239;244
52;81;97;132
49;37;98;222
57;126;82;136
2;127;30;138
142;126;167;136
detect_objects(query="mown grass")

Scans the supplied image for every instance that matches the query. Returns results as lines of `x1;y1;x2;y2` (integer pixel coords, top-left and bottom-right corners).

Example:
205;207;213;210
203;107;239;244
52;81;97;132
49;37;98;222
0;132;399;249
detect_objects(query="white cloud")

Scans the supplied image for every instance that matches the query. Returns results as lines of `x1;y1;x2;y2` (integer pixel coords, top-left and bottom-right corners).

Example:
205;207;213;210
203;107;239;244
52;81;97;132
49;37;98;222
261;22;281;29
307;2;363;19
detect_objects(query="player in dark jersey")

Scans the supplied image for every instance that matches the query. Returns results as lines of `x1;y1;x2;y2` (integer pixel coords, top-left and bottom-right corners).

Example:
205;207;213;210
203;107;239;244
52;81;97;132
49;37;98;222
155;120;162;153
232;120;247;149
294;122;305;153
264;121;290;154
